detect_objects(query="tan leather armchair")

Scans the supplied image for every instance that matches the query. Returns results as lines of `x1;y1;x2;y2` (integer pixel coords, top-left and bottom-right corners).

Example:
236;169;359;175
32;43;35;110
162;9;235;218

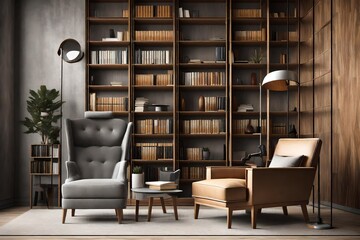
192;138;322;229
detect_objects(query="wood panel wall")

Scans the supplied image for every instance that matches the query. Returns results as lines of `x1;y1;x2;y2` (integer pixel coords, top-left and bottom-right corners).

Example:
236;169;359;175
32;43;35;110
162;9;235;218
314;0;332;204
332;0;360;209
299;0;314;138
300;0;360;210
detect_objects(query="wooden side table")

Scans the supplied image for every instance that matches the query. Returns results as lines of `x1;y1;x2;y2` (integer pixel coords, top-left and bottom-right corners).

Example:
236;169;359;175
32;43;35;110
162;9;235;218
131;188;182;222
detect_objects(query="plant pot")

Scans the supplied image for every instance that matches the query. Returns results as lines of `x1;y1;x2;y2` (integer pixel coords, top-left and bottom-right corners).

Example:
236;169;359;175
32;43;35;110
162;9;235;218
131;173;144;189
202;150;210;160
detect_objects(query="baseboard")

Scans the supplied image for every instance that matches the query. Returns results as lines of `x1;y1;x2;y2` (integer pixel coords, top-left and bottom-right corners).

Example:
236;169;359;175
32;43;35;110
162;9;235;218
309;201;360;215
0;198;15;210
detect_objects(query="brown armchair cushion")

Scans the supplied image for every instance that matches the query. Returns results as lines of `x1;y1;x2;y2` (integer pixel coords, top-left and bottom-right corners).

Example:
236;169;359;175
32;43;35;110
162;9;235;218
192;178;247;202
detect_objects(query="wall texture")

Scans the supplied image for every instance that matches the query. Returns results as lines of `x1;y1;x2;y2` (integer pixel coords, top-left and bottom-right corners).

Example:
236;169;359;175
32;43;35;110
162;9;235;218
300;0;360;210
332;0;360;209
0;0;15;209
15;0;85;205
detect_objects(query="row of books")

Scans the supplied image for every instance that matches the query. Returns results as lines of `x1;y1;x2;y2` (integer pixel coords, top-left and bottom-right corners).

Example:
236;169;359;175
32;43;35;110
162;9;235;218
135;119;173;134
182;71;226;86
215;47;226;61
181;119;225;134
233;119;267;134
90;50;128;64
31;145;59;158
272;123;287;134
271;31;297;41
135;31;174;41
135;73;173;86
89;94;128;112
133;143;173;160
234;30;266;41
181;167;206;180
204;96;226;112
135;5;172;18
183;148;205;160
232;9;261;18
31;160;52;174
134;49;172;64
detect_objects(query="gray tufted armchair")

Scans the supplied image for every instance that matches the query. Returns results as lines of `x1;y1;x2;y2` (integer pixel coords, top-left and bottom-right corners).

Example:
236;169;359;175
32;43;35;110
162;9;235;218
61;115;133;224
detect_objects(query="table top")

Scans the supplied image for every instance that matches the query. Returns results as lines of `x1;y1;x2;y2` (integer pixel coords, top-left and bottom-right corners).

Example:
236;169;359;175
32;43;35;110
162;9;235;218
131;187;183;194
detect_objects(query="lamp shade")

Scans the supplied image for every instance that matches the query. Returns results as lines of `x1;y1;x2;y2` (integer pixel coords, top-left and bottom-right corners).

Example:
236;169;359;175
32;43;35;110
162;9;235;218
262;70;298;91
57;39;84;63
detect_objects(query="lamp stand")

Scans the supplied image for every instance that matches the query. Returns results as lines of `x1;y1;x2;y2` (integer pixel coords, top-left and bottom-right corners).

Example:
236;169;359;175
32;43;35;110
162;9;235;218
59;48;63;149
307;157;332;229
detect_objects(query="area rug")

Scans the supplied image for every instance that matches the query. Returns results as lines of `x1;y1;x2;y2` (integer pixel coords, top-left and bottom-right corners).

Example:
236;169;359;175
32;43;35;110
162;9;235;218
0;206;359;236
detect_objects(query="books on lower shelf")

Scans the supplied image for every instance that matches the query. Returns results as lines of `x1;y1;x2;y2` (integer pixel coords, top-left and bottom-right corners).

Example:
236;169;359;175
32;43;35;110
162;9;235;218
181;119;226;134
134;49;171;64
134;143;173;160
89;93;128;112
146;181;177;190
182;71;226;86
136;119;173;134
90;49;128;64
135;72;173;86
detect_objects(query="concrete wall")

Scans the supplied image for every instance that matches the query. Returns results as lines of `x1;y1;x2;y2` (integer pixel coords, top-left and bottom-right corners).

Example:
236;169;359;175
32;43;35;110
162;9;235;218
0;0;15;209
14;0;85;205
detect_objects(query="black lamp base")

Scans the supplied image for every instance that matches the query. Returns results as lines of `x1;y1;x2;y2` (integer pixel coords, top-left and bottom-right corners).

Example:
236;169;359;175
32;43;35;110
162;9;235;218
307;221;332;230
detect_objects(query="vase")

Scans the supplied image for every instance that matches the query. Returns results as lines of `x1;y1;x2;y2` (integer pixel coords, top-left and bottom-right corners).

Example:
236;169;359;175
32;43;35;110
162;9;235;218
245;119;254;134
251;72;257;85
131;173;144;189
198;96;205;111
181;97;186;111
202;150;210;160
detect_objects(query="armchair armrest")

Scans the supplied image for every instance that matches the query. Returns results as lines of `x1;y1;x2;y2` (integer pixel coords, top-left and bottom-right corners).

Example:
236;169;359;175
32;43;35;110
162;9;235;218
120;122;133;161
246;167;316;205
65;161;81;183
206;166;248;180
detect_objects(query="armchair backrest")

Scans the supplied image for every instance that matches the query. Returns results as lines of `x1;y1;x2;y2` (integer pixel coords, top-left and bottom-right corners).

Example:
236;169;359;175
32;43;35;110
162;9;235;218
65;118;131;179
273;138;322;168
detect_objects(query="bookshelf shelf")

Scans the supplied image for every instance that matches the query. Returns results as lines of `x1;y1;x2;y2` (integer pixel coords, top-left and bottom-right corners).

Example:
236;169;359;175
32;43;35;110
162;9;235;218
89;85;128;91
88;17;128;24
88;64;129;70
29;144;61;208
89;41;130;47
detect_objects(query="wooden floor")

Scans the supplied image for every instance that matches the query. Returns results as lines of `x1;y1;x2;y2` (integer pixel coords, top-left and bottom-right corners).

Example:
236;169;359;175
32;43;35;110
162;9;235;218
0;207;358;240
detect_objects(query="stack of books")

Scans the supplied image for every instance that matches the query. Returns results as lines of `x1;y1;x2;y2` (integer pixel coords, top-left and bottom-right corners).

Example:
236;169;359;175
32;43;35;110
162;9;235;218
146;181;177;190
237;104;254;112
134;97;149;112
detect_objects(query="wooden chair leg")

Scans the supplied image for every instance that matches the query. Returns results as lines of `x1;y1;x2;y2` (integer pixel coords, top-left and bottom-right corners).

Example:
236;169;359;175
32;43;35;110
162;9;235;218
116;209;123;224
135;200;139;222
251;206;257;229
282;206;288;216
160;197;167;213
227;208;233;229
62;209;67;224
147;197;154;222
301;204;309;222
34;191;38;206
172;196;178;220
194;203;200;219
71;209;75;217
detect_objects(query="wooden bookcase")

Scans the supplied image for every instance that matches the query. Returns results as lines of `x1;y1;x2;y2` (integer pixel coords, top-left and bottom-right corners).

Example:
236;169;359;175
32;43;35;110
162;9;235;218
29;144;61;208
85;0;299;200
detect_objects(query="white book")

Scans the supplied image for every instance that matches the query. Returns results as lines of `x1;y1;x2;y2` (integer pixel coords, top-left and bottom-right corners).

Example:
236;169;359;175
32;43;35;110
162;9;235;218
179;7;183;18
184;9;190;18
102;38;119;41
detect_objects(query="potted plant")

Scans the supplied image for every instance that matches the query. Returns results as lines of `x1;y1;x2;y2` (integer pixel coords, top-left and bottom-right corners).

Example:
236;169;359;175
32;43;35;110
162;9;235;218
21;85;64;144
250;49;263;64
202;147;210;160
132;166;144;189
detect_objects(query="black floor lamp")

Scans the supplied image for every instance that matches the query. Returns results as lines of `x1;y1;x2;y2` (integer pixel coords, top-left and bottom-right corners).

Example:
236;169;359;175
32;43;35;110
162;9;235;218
262;70;332;230
57;39;84;145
